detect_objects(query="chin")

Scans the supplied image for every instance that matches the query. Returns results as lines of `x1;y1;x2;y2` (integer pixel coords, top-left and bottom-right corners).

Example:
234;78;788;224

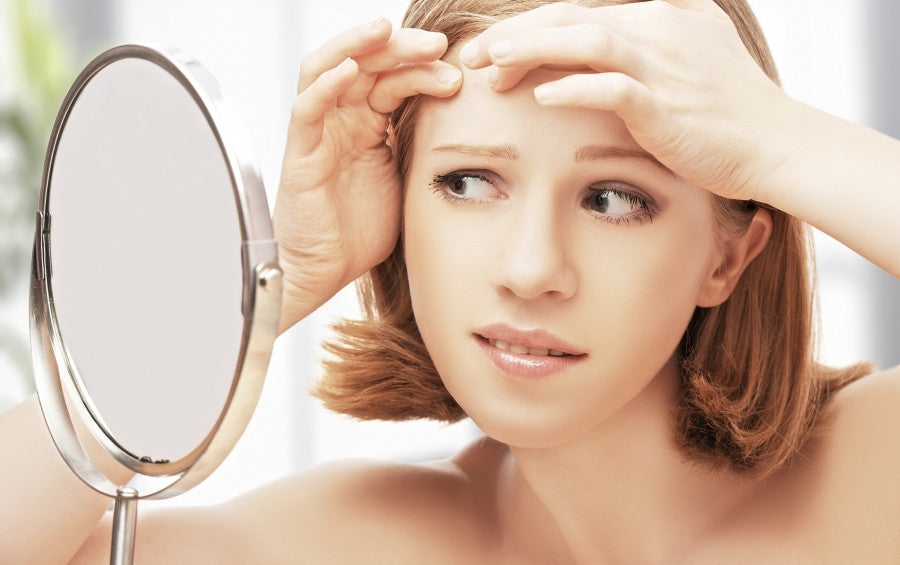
441;355;681;453
454;395;615;451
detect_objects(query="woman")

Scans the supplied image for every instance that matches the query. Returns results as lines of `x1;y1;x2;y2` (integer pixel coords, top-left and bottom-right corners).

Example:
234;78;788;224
3;0;899;562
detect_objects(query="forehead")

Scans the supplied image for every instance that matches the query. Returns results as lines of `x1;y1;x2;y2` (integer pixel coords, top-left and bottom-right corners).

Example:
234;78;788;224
415;66;643;154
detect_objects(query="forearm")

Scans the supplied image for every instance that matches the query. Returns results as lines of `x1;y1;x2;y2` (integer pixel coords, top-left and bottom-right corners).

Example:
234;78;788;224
0;395;131;564
759;99;900;278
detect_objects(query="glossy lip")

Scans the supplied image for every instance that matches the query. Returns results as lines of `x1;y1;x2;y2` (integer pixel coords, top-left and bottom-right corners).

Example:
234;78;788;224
474;324;587;380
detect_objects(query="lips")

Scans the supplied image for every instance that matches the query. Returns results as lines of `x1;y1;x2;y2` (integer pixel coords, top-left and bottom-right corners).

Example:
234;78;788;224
474;324;586;379
475;324;585;355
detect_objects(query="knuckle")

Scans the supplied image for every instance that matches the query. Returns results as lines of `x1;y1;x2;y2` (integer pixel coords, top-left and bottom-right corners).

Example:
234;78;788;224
610;76;637;105
584;28;613;56
408;61;430;75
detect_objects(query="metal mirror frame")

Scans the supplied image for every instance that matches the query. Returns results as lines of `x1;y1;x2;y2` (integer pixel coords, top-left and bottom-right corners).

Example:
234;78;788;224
30;44;281;505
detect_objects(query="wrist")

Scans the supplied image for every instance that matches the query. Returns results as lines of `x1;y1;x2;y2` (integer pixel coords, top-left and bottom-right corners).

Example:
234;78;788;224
277;272;327;335
738;89;820;209
276;254;350;335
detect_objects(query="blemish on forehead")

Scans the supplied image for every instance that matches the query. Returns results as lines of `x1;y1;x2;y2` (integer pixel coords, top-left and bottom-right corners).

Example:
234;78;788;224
458;64;493;89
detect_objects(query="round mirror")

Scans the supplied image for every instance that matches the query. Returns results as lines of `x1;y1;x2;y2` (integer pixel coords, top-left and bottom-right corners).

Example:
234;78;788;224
49;54;245;466
30;44;281;563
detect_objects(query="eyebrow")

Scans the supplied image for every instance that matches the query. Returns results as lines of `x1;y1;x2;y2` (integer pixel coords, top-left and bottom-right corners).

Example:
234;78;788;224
574;145;679;179
432;143;678;179
432;144;520;160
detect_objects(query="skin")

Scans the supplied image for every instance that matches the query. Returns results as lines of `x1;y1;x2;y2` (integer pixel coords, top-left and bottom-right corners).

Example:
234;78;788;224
403;65;761;453
2;2;900;563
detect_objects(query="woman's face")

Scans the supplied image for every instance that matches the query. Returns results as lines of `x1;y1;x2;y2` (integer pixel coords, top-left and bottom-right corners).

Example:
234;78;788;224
403;66;724;448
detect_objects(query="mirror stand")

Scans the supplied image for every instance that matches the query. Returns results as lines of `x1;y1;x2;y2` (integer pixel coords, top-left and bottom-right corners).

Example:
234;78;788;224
111;487;139;565
31;44;282;565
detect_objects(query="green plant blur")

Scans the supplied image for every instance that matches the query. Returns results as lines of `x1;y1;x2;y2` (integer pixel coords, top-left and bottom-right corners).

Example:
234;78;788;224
0;0;72;411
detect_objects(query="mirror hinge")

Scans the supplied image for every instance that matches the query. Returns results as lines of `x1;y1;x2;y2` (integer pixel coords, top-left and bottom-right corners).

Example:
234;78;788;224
35;211;52;281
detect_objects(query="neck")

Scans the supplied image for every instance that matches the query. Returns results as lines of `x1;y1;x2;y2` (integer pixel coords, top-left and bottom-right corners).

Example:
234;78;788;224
502;358;758;563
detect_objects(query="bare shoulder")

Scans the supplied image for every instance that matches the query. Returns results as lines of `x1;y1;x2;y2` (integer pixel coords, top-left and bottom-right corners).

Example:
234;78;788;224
812;365;900;500
213;436;504;564
765;365;900;557
717;367;900;561
822;364;900;461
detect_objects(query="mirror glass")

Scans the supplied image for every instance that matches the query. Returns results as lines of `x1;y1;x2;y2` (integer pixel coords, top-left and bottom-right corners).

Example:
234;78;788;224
46;57;245;464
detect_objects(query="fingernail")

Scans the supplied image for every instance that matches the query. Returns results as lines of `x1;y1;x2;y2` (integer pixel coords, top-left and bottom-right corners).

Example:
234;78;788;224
459;40;479;66
487;66;499;87
489;40;511;61
534;83;555;102
436;65;462;85
338;57;355;73
425;32;447;50
366;16;390;34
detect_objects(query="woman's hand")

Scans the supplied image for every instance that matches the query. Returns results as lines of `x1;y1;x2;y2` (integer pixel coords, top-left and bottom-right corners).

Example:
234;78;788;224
456;0;792;202
459;0;900;276
274;18;462;331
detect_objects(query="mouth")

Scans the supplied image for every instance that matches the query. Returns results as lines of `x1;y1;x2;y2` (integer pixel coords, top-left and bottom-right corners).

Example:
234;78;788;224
485;338;572;358
473;325;586;379
474;324;586;357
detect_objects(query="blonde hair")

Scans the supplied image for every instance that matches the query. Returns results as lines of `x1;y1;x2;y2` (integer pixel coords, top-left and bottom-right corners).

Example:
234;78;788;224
315;0;871;477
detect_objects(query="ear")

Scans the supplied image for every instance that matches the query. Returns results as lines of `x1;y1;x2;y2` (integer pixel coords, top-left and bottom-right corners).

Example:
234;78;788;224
697;207;773;307
386;126;398;154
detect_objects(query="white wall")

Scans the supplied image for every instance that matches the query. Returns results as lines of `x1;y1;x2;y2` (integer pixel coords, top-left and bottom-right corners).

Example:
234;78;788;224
749;0;878;368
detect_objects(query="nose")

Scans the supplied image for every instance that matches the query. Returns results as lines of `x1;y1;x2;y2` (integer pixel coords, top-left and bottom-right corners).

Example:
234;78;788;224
487;201;578;301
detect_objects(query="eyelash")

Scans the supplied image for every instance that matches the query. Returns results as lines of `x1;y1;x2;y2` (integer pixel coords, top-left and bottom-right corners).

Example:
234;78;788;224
584;184;658;226
430;172;658;226
430;172;497;205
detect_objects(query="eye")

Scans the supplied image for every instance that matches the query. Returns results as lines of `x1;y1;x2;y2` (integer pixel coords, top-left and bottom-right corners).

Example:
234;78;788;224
584;183;657;225
431;172;501;202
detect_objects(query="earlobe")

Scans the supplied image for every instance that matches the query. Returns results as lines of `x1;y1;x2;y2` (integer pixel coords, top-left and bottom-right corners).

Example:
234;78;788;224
386;127;398;154
697;207;773;307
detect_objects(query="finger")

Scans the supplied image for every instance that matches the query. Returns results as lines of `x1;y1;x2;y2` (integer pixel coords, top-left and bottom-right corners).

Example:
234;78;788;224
458;2;590;69
297;18;392;93
488;24;638;74
484;65;531;92
367;62;462;114
341;28;449;106
354;28;448;74
532;72;654;122
483;24;637;92
460;2;656;70
287;58;360;157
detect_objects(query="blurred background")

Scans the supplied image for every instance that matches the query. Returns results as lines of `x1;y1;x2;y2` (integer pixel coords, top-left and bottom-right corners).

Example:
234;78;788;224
0;0;897;506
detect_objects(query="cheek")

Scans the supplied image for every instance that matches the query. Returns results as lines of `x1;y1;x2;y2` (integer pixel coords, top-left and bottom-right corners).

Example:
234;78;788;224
604;227;714;313
596;231;709;346
577;214;719;346
403;189;490;337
